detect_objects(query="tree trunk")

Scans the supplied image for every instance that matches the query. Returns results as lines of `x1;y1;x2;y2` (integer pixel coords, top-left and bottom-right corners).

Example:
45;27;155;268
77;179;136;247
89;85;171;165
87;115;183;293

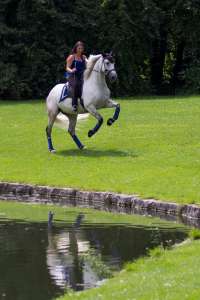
151;25;167;94
171;40;185;94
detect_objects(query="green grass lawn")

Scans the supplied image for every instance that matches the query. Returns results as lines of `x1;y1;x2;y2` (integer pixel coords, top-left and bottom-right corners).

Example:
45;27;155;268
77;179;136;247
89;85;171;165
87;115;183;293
0;96;200;204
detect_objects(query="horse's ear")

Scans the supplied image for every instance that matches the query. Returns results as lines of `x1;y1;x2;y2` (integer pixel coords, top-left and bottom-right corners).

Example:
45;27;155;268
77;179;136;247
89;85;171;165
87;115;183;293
102;53;107;58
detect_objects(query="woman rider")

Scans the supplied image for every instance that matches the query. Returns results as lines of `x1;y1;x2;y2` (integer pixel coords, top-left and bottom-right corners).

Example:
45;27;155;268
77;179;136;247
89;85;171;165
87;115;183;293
66;41;87;112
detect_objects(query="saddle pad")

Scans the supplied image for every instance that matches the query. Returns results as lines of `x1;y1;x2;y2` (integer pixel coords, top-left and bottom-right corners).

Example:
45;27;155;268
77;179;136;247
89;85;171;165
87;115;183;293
59;84;70;103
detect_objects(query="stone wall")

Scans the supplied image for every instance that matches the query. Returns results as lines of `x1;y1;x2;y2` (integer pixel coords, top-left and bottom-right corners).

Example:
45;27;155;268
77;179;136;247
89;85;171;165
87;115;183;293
0;182;200;226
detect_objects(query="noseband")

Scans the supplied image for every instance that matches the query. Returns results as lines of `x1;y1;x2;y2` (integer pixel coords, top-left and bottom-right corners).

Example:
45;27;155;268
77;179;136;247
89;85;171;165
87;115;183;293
105;66;116;77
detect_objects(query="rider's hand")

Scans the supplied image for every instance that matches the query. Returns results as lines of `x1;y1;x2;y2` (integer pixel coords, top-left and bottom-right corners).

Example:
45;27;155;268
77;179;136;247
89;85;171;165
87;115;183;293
71;68;77;73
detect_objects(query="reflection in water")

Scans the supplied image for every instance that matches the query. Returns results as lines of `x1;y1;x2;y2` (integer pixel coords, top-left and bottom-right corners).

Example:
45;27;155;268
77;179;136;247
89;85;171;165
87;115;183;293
48;211;54;228
47;229;99;290
0;218;188;300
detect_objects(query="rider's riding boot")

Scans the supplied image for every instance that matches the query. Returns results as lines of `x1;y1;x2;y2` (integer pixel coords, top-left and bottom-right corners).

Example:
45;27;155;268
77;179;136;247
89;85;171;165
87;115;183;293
72;97;78;112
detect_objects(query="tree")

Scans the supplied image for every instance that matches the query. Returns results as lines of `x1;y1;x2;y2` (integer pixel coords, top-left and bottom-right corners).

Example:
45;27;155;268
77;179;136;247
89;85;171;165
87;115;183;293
0;0;200;99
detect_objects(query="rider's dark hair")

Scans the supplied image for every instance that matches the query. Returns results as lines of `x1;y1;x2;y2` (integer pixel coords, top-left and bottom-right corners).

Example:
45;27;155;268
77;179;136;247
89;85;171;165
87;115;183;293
71;41;85;54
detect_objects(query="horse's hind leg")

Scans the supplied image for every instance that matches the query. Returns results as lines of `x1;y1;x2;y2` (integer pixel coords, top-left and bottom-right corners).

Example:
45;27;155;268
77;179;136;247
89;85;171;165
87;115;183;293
68;115;85;149
105;99;120;126
46;108;59;153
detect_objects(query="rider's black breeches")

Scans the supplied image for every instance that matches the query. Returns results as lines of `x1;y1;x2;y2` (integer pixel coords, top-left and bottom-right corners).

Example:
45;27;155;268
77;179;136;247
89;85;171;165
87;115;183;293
68;75;83;106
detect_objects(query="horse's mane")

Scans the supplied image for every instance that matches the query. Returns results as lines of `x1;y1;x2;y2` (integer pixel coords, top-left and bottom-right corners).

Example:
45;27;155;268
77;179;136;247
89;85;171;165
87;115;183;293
84;54;102;80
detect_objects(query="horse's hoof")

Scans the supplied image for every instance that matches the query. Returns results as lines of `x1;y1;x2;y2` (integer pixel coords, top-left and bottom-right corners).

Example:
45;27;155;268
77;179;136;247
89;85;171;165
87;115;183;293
79;144;85;150
49;149;56;153
88;130;93;138
107;118;114;126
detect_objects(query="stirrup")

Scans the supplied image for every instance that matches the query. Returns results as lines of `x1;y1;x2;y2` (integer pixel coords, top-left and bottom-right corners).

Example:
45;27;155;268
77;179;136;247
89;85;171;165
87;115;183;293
72;105;78;112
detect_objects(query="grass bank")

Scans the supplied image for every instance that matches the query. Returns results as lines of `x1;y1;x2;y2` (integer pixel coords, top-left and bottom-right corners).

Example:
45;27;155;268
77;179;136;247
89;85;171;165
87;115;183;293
0;201;195;300
0;96;200;204
57;239;200;300
0;201;197;300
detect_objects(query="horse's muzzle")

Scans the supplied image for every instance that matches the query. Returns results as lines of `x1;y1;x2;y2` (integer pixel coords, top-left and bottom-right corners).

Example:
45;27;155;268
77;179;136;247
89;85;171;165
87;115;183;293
108;70;117;83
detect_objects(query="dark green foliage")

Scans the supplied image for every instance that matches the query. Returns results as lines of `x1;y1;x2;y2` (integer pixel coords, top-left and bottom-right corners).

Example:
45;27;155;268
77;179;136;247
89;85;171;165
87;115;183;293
0;0;200;99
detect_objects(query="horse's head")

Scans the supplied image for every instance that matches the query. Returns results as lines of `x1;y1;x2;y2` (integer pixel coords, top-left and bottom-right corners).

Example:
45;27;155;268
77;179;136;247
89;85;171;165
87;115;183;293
102;52;117;83
85;52;118;82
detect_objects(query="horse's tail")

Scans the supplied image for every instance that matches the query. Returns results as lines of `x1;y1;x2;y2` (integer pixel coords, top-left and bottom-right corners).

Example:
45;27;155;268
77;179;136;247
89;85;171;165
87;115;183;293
55;113;89;130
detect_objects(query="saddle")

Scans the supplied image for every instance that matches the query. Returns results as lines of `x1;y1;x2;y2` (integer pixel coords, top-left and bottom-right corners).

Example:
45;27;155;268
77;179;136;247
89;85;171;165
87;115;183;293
59;83;85;108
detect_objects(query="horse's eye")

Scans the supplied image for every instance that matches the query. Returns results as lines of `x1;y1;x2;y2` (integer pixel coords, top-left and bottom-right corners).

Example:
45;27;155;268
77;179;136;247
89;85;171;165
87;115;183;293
106;62;110;65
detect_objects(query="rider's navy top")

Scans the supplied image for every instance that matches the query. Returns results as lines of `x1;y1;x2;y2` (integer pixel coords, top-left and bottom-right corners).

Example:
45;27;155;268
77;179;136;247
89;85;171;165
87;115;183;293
65;56;86;80
71;57;86;80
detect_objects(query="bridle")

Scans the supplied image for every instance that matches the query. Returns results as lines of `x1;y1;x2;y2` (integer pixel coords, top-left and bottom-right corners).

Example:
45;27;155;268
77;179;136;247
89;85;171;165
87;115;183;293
92;56;116;77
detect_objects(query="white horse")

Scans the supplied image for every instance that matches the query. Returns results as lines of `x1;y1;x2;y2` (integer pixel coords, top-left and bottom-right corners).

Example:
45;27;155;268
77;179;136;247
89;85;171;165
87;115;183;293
46;53;120;152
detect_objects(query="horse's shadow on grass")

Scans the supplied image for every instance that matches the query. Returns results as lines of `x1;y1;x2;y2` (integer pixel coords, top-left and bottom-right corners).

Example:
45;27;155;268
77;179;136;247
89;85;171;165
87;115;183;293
56;148;137;158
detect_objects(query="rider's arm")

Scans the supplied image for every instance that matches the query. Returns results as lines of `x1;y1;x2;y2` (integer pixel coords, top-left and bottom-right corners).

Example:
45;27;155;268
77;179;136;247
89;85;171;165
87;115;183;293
66;55;76;73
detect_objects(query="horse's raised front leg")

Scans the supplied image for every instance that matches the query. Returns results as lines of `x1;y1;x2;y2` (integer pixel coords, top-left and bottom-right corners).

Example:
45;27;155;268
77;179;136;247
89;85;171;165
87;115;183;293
68;115;85;149
46;109;59;153
85;105;103;138
105;99;120;126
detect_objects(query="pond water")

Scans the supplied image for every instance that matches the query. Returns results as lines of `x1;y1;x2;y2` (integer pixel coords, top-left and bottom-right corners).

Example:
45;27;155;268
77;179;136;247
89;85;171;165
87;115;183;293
0;215;188;300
